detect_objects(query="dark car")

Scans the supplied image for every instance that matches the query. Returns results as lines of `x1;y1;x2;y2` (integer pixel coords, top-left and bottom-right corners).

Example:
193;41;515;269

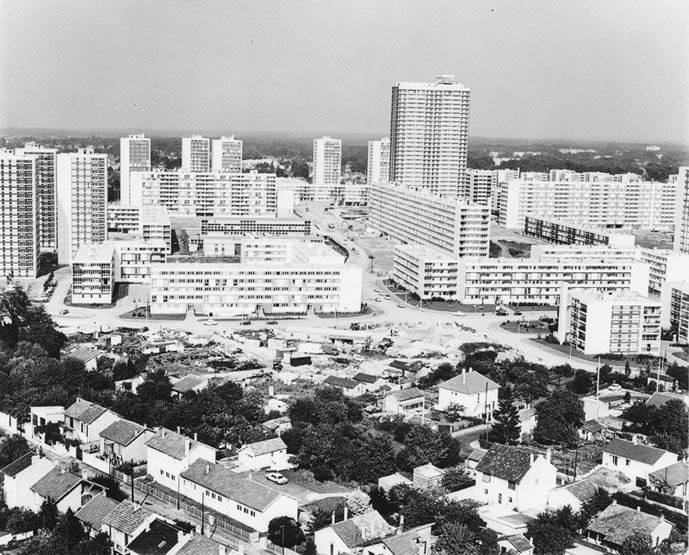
240;320;251;326
512;310;523;316
495;309;508;316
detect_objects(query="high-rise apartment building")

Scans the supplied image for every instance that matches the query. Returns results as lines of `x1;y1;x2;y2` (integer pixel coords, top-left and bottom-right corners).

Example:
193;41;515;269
181;135;211;172
367;138;390;185
120;134;151;201
312;136;341;186
56;148;108;264
673;167;689;254
0;153;39;278
211;136;243;173
465;169;496;206
389;75;470;197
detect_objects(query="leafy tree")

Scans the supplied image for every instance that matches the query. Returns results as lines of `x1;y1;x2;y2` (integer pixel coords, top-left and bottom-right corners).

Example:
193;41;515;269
488;386;520;445
90;474;127;502
0;434;30;468
307;505;344;534
433;522;479;555
345;490;371;515
527;509;576;555
444;403;465;423
4;507;40;534
38;498;59;531
624;360;631;378
577;487;612;527
137;370;171;403
369;486;396;521
620;531;653;555
534;389;584;446
570;370;594;395
267;516;304;548
441;468;474;493
304;537;317;555
396;425;447;471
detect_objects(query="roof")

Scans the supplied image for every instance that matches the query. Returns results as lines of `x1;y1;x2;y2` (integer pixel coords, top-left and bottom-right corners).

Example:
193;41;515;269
181;459;285;512
378;473;412;490
645;391;688;409
389;360;410;371
100;419;148;446
175;535;225;555
30;467;82;502
65;344;104;364
262;416;291;432
649;461;689;489
324;376;359;389
75;494;119;530
126;518;181;555
603;439;667;465
102;500;154;535
72;242;115;263
330;510;395;549
382;530;424;555
557;479;598;502
499;534;534;553
145;428;214;460
475;444;539;482
240;437;287;456
171;375;207;394
587;503;668;546
467;449;487;463
414;463;445;479
439;370;499;395
1;450;34;478
582;420;606;432
388;387;424;402
353;372;379;384
64;398;108;424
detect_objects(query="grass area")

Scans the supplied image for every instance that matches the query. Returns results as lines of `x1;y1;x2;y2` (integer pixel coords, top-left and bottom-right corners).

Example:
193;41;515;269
119;307;187;321
316;306;374;319
500;320;550;334
530;338;636;368
422;301;495;313
508;304;557;313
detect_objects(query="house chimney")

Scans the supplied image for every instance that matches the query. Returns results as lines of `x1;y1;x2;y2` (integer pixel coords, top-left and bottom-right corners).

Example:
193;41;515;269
637;506;641;512
194;432;198;441
205;463;210;475
343;505;349;520
177;426;181;434
545;448;552;463
331;511;336;524
81;469;89;481
529;453;534;465
162;429;167;437
462;367;466;383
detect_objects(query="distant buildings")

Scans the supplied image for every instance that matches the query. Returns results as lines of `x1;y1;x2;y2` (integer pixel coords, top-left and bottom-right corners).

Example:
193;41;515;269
674;167;689;254
211;135;243;173
107;204;172;253
367;137;390;185
313;136;342;199
392;245;458;300
390;75;470;197
601;438;678;487
119;134;151;200
465;169;496;206
56;147;108;264
181;135;211;172
524;216;636;248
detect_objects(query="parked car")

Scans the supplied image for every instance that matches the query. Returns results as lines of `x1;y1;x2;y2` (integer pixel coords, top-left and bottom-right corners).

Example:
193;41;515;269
60;309;69;315
374;288;381;293
266;320;278;325
512;310;523;316
266;472;288;485
240;320;251;326
397;303;406;308
204;319;217;326
385;294;391;300
495;309;508;316
608;383;622;391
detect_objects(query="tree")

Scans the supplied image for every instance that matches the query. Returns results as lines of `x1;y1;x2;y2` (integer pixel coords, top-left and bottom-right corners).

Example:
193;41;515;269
534;389;584;446
89;474;126;502
267;516;304;548
345;490;371;515
488;386;520;445
0;434;30;468
441;468;474;493
433;522;479;555
304;537;317;555
307;505;344;534
620;531;653;555
38;498;58;531
624;360;631;378
136;370;171;403
444;403;465;423
577;487;611;527
570;370;593;395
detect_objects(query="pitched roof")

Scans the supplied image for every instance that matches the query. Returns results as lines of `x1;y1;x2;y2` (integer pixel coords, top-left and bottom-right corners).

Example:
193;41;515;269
645;391;688;409
500;534;534;553
582;419;606;432
388;387;424;402
0;450;35;478
587;503;667;546
414;463;445;479
603;439;668;465
100;419;148;446
330;510;395;549
378;473;412;490
180;459;286;512
475;444;539;482
240;437;286;456
171;375;207;394
467;449;487;463
145;428;214;460
75;494;119;530
102;500;154;535
64;398;108;424
65;345;104;364
558;479;598;502
30;467;82;501
649;461;689;489
382;530;424;555
439;370;499;394
176;535;226;555
324;376;359;389
353;372;379;384
126;518;181;555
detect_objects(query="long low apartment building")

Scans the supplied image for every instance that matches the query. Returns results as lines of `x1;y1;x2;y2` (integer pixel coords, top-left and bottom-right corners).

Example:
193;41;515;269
369;182;490;258
661;281;689;344
200;215;311;237
496;178;678;230
149;238;362;316
125;170;276;217
392;244;459;300
107;204;172;252
524;215;636;248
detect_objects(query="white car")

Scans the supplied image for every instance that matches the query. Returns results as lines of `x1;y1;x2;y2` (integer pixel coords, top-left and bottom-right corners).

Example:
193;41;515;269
374;288;381;293
385;294;391;300
204;319;217;326
608;383;622;391
266;472;288;485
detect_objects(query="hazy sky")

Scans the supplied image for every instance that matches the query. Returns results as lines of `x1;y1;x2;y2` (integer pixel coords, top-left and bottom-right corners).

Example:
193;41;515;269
1;0;688;142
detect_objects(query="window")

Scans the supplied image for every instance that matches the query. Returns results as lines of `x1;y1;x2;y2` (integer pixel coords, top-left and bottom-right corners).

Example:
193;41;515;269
508;481;516;490
612;455;619;466
508;497;513;503
484;489;488;495
625;459;630;466
498;493;502;504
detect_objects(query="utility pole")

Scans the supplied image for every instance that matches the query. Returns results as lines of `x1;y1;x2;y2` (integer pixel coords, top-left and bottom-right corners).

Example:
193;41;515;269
201;492;205;535
483;381;490;444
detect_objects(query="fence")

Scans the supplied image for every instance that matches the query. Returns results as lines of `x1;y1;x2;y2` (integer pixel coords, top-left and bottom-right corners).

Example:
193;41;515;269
267;540;301;555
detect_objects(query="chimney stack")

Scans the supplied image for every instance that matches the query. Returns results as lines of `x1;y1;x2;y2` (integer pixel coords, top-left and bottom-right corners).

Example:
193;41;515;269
177;426;181;434
331;511;336;524
637;506;641;512
462;367;467;383
529;453;534;465
205;463;210;475
545;448;552;463
194;432;198;441
81;469;89;481
343;505;349;520
185;438;191;456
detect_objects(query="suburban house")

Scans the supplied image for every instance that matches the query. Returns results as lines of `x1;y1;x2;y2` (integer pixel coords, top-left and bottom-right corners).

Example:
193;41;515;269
323;376;367;397
353;372;387;393
75;492;120;536
644;391;689;409
174;534;230;555
464;448;487;476
496;534;534;555
314;510;397;555
547;479;599;512
237;437;290;471
1;453;54;510
63;398;119;444
646;373;677;392
601;439;678;487
377;472;412;492
30;466;104;513
413;463;445;489
437;369;499;420
126;517;188;555
24;405;64;443
101;500;159;555
179;459;299;533
474;444;557;511
380;524;433;555
99;418;154;466
648;461;689;497
262;416;292;436
63;343;107;371
145;428;218;492
381;387;425;416
586;502;673;552
171;375;209;397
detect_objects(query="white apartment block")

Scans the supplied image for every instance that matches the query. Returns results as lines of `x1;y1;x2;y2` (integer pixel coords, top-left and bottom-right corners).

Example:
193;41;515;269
112;239;167;283
149;240;362;316
660;281;688;344
107;204;172;253
0;153;39;278
211;136;242;173
312;136;341;187
343;182;368;206
390;75;470;197
181;135;211;172
524;215;636;248
239;237;344;265
369;182;490;258
71;242;115;304
14;142;58;251
276;177;315;203
107;204;141;234
496;178;678;230
119;134;151;201
465;169;496;206
639;248;689;294
127;170;276;217
392;244;459;300
56;148;108;264
367;138;390;185
200;215;312;237
673;167;689;254
558;288;661;356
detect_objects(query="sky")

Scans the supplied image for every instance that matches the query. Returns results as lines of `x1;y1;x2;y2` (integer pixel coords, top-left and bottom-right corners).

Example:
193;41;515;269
1;0;688;143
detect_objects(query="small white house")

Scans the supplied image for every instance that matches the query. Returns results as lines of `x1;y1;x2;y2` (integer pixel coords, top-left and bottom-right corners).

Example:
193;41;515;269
601;438;678;487
437;369;499;420
101;500;158;554
1;453;54;510
381;387;425;416
25;405;65;443
314;510;396;555
75;492;120;536
413;463;445;489
649;461;689;497
170;375;209;397
63;398;119;444
323;376;367;397
475;444;557;511
99;418;154;465
63;343;106;371
547;479;599;512
30;466;104;513
377;472;413;492
237;437;290;471
586;502;673;552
